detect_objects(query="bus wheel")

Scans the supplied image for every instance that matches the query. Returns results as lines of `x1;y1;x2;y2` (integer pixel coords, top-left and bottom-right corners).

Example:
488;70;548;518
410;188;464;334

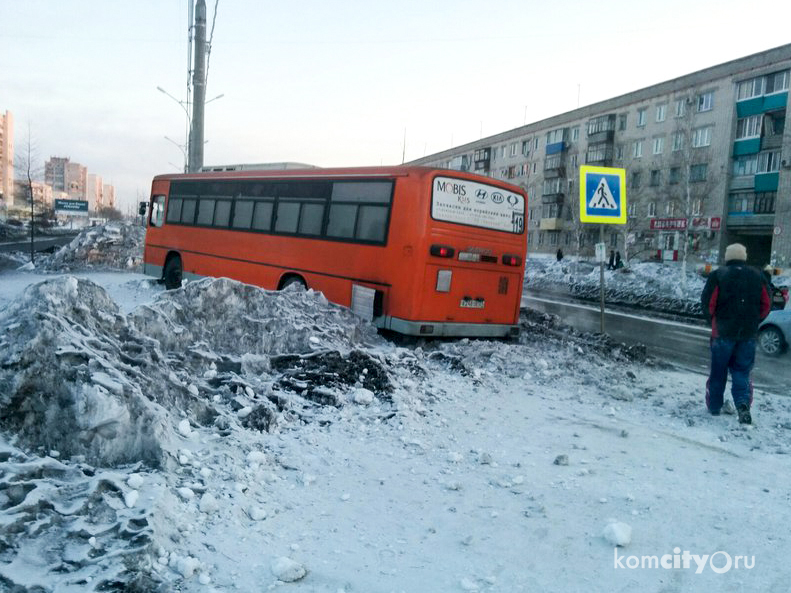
280;275;306;291
163;256;183;290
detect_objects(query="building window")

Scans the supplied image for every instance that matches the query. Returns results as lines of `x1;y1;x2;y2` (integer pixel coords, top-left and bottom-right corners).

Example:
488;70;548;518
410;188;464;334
534;138;539;150
522;140;530;156
648;201;656;217
537;231;545;245
633;140;643;158
546;128;565;145
637;108;647;127
571;154;578;167
543;178;564;195
732;155;758;176
571;127;580;142
665;201;675;216
697;91;714;112
669;167;681;184
737;77;764;101
692;199;702;216
755;192;776;213
628;202;637;216
757;150;781;173
692;126;712;148
631;171;642;189
619;114;627;130
650;170;661;186
766;70;790;94
510;143;518;157
735;115;762;140
615;145;624;160
672;132;684;152
674;99;686;118
653;137;664;155
689;163;708;182
656;104;666;123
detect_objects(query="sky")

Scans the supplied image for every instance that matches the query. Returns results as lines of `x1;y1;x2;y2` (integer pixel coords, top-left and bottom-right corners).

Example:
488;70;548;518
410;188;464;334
2;0;791;214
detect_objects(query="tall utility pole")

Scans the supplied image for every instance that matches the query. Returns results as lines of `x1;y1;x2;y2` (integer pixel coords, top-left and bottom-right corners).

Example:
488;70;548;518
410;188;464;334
188;0;207;173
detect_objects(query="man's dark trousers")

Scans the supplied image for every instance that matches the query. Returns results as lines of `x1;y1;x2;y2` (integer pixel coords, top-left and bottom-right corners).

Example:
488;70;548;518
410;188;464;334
706;337;755;413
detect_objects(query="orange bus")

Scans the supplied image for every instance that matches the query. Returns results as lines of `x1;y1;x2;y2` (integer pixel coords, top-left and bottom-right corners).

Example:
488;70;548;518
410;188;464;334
142;165;527;337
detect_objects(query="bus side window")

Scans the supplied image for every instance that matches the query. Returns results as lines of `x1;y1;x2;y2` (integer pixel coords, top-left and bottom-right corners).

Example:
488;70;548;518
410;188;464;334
166;198;183;223
150;195;166;227
232;200;254;229
356;205;388;242
214;200;232;227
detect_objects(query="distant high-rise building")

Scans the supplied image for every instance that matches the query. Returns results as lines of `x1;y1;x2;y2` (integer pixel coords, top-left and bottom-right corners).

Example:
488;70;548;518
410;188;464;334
0;110;13;211
102;183;115;210
45;156;87;201
86;173;103;211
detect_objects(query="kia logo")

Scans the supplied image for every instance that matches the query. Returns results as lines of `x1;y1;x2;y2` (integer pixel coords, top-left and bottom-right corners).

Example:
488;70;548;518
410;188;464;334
491;192;504;204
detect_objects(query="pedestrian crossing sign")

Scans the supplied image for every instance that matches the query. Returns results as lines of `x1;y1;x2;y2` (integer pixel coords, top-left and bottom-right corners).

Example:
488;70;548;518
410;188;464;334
580;165;627;224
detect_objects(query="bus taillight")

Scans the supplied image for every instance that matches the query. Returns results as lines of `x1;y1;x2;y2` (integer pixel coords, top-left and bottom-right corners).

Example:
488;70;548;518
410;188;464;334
502;254;522;266
430;244;455;258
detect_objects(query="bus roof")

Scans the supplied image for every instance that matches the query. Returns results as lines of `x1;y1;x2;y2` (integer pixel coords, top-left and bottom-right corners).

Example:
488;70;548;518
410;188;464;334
152;165;527;193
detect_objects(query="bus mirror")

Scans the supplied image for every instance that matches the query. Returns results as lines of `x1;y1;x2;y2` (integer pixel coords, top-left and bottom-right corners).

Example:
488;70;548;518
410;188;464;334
138;202;148;216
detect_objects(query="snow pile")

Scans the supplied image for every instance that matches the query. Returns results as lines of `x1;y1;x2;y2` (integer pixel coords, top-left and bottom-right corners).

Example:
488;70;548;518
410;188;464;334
525;258;706;318
0;275;414;591
40;222;146;272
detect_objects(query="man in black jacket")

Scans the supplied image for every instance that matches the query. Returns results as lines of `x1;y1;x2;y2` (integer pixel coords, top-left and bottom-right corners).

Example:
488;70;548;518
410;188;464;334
700;243;771;424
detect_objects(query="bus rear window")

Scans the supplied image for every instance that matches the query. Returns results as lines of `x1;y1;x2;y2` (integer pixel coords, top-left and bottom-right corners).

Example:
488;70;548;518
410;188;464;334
431;176;525;234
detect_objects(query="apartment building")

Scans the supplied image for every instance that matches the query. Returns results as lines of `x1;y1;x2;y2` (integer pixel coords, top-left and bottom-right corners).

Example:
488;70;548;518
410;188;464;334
410;44;791;267
0;110;13;212
45;156;87;201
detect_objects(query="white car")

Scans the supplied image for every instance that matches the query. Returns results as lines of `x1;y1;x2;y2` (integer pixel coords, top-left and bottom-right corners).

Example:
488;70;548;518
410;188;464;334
758;310;791;356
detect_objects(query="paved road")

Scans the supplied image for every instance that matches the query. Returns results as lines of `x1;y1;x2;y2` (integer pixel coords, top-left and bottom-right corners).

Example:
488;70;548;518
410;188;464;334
523;293;790;395
0;233;78;254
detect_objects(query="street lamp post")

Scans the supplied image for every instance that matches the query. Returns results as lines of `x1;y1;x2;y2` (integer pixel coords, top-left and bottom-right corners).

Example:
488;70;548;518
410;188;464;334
157;87;224;172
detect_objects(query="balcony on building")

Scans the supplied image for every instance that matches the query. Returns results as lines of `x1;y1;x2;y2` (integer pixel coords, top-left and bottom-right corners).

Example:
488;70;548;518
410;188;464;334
543;153;565;178
586;114;616;144
726;190;776;228
585;144;614;166
473;147;491;173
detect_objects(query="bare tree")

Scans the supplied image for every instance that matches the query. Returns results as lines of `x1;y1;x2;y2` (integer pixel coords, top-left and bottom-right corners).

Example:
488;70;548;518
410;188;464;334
667;93;719;289
13;122;43;264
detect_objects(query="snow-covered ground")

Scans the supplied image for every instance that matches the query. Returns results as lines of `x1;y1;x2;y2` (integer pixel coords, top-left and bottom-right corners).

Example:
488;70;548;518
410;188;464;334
525;257;790;318
1;225;790;592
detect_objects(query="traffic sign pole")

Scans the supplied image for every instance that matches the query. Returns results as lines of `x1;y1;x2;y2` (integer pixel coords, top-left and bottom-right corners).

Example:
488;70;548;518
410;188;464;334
600;225;605;334
580;166;627;336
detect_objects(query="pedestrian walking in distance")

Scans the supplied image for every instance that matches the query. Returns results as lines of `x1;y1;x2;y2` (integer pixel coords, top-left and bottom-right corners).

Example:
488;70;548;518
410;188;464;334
700;243;771;424
556;248;563;262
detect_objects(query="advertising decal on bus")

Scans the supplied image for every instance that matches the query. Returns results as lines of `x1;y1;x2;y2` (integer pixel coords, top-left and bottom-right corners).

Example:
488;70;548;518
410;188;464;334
431;176;525;234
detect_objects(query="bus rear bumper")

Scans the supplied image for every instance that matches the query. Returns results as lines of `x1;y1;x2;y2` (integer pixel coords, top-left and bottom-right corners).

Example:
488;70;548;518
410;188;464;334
378;316;519;338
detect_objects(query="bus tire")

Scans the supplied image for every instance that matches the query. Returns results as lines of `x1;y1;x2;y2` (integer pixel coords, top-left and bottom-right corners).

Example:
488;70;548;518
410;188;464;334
280;275;306;291
163;255;183;290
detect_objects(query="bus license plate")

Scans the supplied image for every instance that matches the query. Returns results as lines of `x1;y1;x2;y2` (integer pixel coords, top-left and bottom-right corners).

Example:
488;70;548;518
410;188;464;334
460;297;484;309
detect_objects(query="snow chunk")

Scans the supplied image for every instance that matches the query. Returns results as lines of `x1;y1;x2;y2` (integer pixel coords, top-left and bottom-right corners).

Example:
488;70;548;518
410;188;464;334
199;493;219;513
177;487;195;501
247;450;267;464
353;387;375;405
171;555;201;579
177;419;192;437
124;490;139;508
271;557;307;582
249;507;268;521
127;473;144;489
603;520;632;547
